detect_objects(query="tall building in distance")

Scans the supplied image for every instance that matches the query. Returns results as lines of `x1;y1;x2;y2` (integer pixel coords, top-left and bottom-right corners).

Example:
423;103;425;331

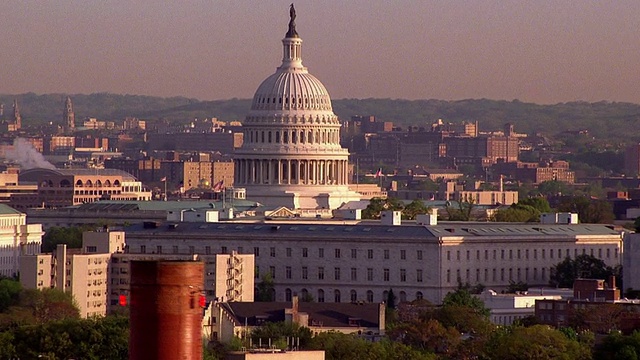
63;96;75;132
233;5;360;210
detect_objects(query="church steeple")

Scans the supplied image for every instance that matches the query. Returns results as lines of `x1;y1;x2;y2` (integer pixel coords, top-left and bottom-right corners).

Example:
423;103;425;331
12;99;21;130
64;96;75;132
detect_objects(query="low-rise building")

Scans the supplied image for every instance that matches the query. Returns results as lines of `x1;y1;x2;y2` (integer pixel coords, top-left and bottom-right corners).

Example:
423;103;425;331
204;295;385;343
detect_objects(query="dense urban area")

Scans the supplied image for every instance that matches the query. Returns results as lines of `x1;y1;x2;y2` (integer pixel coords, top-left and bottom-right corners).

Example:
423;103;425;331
3;5;640;360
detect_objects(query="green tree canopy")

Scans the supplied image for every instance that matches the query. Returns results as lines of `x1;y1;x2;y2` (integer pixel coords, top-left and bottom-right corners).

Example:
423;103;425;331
486;325;592;360
549;254;619;288
42;226;94;252
362;197;404;220
442;288;490;318
402;199;431;220
255;273;275;302
557;197;614;224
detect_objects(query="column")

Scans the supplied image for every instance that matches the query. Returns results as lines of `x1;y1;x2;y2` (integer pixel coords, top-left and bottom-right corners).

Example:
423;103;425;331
287;160;291;184
277;160;282;185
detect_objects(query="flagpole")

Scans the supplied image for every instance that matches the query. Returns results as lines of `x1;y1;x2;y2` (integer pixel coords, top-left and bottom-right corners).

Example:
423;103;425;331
164;179;167;201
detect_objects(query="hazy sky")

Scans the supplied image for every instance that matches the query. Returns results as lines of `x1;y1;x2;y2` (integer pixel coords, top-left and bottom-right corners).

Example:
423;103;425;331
1;1;639;104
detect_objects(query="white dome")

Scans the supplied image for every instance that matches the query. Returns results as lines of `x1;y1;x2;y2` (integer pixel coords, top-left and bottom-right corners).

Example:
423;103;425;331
250;70;333;112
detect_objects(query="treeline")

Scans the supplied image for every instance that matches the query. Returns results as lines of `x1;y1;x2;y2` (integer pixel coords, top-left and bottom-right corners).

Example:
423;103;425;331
4;93;640;142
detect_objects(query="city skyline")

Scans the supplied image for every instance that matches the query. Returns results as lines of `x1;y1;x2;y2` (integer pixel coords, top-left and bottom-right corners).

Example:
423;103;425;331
1;1;639;104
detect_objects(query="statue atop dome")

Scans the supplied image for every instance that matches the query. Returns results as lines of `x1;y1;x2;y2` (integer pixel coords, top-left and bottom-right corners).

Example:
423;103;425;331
286;3;299;38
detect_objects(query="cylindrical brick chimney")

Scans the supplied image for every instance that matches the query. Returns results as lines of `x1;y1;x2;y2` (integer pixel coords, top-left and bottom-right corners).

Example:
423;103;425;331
129;260;204;360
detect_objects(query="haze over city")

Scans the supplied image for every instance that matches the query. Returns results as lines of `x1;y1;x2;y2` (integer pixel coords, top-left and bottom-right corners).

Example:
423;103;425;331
1;1;639;104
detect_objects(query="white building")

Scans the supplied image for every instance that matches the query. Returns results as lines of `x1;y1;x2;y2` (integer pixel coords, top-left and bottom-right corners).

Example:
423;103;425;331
124;214;624;305
0;204;42;277
20;230;125;318
478;289;571;326
233;8;360;210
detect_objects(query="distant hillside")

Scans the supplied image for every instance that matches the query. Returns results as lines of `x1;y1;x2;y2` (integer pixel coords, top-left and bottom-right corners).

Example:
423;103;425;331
2;93;640;142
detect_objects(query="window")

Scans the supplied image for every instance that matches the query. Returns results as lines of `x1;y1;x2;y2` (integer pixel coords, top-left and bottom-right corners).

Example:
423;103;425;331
476;250;480;260
140;245;146;254
302;248;308;257
351;268;357;281
417;269;423;282
542;249;546;259
417;250;423;260
383;268;390;281
335;249;341;258
334;267;341;280
157;246;162;254
172;245;179;254
493;250;497;260
517;250;521;259
384;249;390;260
318;267;324;280
270;247;276;257
366;290;374;302
501;250;504;259
485;250;488;260
447;251;451;261
416;291;423;300
350;290;357;302
484;269;488;282
254;247;260;257
286;248;292;257
367;268;373;281
446;269;451;283
400;250;406;260
607;248;611;258
86;246;97;253
319;248;324;258
509;268;513;281
318;289;325;303
501;268;505;281
466;251;470;260
351;249;357;259
221;246;227;254
509;250;512;259
285;289;292;302
476;269;480;281
367;249;373;259
400;269;406;282
493;268;496;281
525;249;529;259
334;290;341;303
286;266;292;279
269;266;275;278
457;251;461;260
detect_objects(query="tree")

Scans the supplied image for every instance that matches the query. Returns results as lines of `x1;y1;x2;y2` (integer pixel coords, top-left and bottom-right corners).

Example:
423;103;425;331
386;289;396;309
486;325;592;360
0;278;22;312
42;226;93;252
255;273;275;302
445;200;475;221
402;199;430;220
557;197;614;224
362;197;404;219
442;288;490;318
519;197;552;213
506;281;529;294
549;254;618;288
538;180;570;196
492;203;540;222
250;322;312;350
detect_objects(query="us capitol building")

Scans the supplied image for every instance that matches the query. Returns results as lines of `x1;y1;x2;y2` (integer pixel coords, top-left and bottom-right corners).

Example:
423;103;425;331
233;6;361;210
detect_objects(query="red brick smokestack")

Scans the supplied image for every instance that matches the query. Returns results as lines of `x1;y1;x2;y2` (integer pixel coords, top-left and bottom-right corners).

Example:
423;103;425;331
129;260;204;360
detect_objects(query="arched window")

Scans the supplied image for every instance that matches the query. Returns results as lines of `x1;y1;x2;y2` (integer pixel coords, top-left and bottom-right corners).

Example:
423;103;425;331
350;290;357;302
308;130;313;144
104;180;111;187
285;288;292;302
75;180;83;187
283;132;289;143
334;290;341;303
113;180;121;187
383;290;389;304
366;290;374;303
399;291;407;303
416;291;423;300
275;131;281;143
292;131;297;144
268;131;272;143
317;289;325;303
60;179;71;187
301;288;309;301
96;180;102;187
300;131;305;143
85;180;93;187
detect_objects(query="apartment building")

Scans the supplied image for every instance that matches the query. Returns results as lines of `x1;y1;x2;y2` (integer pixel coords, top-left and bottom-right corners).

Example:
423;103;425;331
20;230;125;318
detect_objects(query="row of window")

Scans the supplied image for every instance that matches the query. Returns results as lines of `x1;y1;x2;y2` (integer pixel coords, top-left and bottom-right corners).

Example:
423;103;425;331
247;128;339;145
446;267;551;283
138;245;425;261
447;247;618;261
282;288;424;303
256;266;423;283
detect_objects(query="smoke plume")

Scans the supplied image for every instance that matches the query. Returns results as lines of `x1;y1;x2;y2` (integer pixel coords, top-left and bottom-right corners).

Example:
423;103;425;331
4;138;56;170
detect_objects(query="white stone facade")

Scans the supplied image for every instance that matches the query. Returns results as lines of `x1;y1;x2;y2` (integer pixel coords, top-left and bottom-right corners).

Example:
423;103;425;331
124;221;624;305
234;18;360;210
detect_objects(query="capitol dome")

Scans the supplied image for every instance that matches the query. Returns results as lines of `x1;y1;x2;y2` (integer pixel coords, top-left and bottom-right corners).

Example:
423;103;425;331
234;5;361;210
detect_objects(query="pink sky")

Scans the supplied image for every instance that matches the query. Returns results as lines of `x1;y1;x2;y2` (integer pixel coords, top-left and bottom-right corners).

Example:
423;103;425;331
1;1;639;104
